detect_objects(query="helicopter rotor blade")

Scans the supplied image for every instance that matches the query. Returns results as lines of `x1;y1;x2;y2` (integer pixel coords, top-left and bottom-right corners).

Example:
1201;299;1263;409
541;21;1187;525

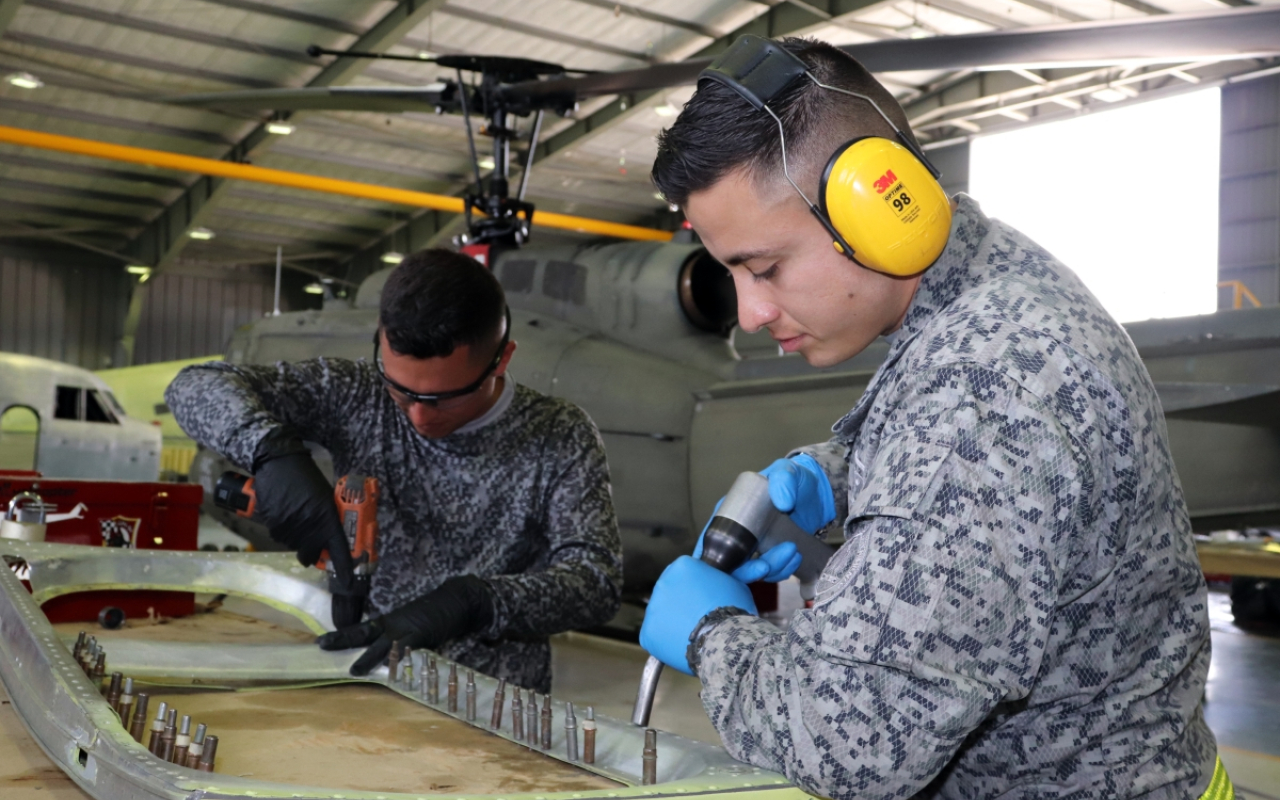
505;6;1280;104
165;85;455;113
161;8;1280;115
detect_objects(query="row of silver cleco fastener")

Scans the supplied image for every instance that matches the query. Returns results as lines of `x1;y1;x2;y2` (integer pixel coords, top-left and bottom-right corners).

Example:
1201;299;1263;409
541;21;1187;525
379;642;654;785
72;631;220;773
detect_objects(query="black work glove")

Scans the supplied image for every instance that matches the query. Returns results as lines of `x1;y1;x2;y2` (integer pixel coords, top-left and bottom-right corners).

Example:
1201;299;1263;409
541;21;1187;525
252;450;362;606
316;575;495;676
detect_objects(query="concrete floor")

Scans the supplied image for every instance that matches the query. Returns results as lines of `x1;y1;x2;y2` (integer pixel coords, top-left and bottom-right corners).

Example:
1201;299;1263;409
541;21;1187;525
1204;590;1280;799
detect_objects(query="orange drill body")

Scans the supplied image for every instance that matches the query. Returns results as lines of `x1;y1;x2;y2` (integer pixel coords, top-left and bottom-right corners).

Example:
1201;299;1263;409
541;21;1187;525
213;471;378;575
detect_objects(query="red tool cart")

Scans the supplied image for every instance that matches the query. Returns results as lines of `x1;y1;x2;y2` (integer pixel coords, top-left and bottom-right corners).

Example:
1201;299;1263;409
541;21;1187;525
1;471;202;624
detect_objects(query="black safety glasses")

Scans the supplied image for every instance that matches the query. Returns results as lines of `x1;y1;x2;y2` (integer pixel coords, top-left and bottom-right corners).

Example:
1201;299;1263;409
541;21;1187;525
373;308;510;407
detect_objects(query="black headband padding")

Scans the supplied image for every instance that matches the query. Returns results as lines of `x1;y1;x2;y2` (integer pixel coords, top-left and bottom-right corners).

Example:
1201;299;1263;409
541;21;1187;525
699;35;809;110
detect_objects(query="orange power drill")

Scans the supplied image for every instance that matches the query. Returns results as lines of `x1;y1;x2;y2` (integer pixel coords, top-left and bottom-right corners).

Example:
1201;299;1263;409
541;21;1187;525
214;471;379;626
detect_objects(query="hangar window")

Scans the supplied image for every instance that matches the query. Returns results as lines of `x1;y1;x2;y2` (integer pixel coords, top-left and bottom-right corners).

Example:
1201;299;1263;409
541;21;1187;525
543;261;587;305
85;391;118;424
970;88;1220;322
54;386;81;421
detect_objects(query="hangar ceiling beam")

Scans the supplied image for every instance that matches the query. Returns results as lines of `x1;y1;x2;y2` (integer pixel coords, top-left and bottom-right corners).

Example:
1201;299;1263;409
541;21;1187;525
1006;0;1087;23
123;0;450;273
528;0;886;176
0;0;23;35
2;31;281;88
0;97;233;146
3;177;167;208
25;0;317;65
436;4;658;64
925;0;1028;29
1;221;132;262
1109;0;1168;15
340;0;881;276
0;152;188;188
191;0;364;36
118;0;450;365
566;0;722;38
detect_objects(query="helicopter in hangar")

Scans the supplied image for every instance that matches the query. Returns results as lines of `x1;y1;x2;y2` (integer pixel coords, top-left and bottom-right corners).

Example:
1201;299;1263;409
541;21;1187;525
169;10;1280;599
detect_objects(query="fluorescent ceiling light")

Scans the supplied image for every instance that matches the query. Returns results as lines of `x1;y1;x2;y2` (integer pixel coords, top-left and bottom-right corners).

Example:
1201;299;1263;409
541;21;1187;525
303;282;325;295
478;157;496;170
188;227;215;241
265;121;295;135
381;251;405;264
6;72;43;89
654;104;677;117
125;265;151;275
1090;86;1137;103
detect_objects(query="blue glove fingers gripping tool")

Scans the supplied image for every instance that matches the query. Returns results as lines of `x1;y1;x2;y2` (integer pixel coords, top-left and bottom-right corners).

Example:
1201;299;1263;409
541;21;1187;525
631;471;837;726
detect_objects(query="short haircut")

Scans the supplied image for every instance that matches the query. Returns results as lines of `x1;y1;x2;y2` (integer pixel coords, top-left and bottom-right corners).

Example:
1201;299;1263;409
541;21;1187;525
652;37;918;208
378;249;506;360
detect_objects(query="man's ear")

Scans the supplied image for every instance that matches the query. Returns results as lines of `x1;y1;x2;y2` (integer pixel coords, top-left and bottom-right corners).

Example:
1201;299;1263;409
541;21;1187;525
494;340;518;377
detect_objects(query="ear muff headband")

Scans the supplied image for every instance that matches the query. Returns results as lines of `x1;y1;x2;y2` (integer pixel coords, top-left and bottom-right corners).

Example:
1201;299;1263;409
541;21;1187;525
700;35;953;277
820;137;952;277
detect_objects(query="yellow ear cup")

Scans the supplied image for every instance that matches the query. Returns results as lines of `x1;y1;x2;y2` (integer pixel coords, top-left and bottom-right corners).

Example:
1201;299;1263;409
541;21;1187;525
821;137;952;277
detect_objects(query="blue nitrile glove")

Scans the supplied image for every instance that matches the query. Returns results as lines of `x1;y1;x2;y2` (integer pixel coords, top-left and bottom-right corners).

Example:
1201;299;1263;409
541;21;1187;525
760;454;836;535
639;556;758;675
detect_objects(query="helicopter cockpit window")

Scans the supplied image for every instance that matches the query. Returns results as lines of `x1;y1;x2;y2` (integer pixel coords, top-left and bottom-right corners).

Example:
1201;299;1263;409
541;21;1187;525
85;390;118;424
543;261;587;305
499;260;536;294
54;386;81;421
678;250;738;337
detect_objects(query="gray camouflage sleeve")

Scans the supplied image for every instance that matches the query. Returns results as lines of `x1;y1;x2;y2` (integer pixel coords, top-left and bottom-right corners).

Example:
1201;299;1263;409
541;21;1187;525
164;359;365;471
691;364;1081;799
483;406;623;637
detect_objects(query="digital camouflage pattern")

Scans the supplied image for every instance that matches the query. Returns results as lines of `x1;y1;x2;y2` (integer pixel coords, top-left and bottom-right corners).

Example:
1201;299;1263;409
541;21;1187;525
167;362;623;693
690;194;1217;798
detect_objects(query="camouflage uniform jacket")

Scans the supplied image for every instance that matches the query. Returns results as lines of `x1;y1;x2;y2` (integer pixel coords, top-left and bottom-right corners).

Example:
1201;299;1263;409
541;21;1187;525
166;360;623;693
690;194;1216;798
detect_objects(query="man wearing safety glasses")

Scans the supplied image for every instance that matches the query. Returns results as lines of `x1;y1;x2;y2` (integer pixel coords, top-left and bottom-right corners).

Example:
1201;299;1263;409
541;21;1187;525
167;249;622;692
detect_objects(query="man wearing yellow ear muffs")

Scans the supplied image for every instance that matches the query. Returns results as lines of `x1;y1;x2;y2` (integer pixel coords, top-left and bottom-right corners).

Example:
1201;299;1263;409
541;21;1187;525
639;35;1231;800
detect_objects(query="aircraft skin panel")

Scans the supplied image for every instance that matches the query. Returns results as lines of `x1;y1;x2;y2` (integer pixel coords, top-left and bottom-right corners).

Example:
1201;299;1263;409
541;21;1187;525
689;381;873;534
1168;420;1280;531
36;418;160;482
506;309;593;396
549;335;720;589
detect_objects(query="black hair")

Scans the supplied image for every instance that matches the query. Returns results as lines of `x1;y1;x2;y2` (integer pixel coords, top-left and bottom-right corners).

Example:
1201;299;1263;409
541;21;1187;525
378;248;506;360
652;37;918;207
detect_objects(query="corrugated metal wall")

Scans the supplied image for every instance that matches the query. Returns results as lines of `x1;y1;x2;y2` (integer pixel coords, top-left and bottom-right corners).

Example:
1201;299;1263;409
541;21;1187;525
0;243;313;369
0;245;131;369
1220;74;1280;308
131;272;278;365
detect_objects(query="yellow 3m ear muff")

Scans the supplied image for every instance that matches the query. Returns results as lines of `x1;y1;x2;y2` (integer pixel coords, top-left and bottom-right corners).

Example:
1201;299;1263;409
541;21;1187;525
820;136;952;277
700;34;954;278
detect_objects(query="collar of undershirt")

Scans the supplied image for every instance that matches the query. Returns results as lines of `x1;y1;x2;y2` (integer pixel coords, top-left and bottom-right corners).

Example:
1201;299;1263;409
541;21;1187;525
451;373;516;436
